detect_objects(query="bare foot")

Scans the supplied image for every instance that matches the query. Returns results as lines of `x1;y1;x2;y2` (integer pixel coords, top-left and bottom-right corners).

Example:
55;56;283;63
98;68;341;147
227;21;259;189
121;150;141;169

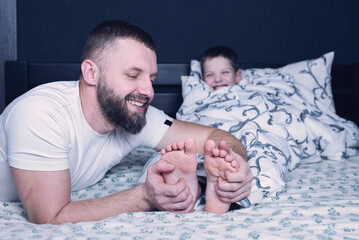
160;139;200;210
204;140;238;214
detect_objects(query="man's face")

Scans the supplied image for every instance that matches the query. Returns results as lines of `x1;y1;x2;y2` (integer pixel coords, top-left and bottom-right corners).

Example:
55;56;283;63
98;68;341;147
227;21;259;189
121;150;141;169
97;75;147;134
202;57;238;90
97;38;157;134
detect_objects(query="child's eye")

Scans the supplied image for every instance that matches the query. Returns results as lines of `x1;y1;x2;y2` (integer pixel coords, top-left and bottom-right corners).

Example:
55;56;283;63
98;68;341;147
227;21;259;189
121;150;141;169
205;73;213;78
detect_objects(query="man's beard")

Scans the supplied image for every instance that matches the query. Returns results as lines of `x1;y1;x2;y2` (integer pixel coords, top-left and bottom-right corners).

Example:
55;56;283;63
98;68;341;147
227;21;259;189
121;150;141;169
97;78;149;134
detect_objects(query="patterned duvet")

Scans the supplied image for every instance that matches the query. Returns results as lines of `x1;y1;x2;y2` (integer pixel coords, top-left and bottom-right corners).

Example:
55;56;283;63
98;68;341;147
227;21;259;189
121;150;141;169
176;52;359;207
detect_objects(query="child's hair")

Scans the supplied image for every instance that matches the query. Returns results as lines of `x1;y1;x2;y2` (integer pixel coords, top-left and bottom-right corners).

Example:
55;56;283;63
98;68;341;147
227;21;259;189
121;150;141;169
200;46;238;73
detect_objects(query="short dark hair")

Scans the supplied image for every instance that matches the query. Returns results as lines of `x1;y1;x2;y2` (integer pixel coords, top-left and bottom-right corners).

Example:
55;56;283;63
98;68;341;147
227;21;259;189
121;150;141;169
200;46;238;72
80;20;155;65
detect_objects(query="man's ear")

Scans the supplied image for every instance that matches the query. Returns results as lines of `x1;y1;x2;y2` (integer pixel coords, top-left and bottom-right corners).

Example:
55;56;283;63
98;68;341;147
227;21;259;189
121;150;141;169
235;69;242;83
81;59;99;86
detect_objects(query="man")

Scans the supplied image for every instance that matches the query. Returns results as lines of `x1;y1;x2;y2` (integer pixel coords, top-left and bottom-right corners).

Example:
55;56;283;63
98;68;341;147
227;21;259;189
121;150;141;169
0;20;252;224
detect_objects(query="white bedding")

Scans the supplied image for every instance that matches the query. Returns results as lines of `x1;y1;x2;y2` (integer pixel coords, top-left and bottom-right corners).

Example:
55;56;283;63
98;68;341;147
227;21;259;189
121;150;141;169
1;52;359;239
1;148;358;239
176;52;359;206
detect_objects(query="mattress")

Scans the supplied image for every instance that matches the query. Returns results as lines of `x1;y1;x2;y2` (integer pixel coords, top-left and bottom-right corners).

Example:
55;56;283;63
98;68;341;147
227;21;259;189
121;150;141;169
1;147;358;239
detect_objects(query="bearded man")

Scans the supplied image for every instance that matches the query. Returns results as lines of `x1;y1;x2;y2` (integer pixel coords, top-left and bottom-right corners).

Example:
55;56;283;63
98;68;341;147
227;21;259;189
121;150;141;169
0;20;252;224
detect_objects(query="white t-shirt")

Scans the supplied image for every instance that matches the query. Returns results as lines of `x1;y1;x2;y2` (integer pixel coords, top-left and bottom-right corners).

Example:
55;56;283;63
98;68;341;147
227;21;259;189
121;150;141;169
0;81;172;201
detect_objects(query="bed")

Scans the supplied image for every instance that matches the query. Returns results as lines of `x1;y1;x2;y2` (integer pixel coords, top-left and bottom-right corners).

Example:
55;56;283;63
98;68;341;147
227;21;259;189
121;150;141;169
2;52;359;239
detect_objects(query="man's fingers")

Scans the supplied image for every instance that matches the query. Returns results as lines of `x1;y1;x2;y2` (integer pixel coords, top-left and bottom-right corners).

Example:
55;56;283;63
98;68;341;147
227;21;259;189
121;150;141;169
160;192;194;213
149;177;194;212
215;178;252;202
216;178;241;191
150;159;176;175
162;178;189;198
218;192;250;203
169;200;195;213
216;187;251;203
224;164;253;183
225;170;246;182
216;183;251;198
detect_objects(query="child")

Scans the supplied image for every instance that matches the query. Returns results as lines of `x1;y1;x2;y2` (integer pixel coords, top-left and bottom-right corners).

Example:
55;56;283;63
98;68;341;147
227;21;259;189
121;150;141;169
200;46;242;90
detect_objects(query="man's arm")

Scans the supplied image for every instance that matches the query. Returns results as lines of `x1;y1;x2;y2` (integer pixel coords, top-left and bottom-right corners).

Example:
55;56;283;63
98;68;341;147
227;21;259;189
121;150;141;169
155;119;246;160
10;160;193;224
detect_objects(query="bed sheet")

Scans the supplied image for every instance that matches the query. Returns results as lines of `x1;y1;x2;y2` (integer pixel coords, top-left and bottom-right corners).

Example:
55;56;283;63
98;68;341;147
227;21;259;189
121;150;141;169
1;147;358;240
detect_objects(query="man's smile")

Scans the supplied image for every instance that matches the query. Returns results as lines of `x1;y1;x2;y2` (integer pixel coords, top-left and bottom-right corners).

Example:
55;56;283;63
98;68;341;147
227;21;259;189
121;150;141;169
128;99;145;107
126;95;150;113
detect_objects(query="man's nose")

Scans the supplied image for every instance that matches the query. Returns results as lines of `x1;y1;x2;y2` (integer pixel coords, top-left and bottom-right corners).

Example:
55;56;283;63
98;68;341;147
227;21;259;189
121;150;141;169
138;78;154;99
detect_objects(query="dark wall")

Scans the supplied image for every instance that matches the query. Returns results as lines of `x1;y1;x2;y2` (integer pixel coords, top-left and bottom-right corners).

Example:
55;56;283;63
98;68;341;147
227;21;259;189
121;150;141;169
17;0;359;65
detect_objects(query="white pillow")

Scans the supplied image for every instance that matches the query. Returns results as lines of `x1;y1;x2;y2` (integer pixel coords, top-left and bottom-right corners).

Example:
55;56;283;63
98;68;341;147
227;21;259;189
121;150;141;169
186;52;335;112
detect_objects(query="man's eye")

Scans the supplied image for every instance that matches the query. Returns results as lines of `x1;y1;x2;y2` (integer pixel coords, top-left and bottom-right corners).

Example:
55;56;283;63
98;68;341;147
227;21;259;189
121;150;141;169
127;74;138;78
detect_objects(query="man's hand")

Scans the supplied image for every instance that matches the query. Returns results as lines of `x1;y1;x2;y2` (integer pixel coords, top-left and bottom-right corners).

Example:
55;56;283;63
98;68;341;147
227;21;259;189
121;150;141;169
214;140;253;203
11;160;195;224
144;159;195;213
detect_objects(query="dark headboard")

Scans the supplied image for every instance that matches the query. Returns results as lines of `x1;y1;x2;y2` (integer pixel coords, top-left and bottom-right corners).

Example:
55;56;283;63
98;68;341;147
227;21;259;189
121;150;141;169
5;61;188;118
5;61;359;125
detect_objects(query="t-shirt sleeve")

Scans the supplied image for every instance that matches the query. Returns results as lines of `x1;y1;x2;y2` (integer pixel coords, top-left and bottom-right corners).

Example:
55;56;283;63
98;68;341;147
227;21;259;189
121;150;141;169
127;106;173;148
5;97;71;171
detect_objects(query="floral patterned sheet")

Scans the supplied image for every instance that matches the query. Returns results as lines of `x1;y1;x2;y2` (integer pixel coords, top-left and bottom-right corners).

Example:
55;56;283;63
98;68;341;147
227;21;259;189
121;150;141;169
1;147;358;240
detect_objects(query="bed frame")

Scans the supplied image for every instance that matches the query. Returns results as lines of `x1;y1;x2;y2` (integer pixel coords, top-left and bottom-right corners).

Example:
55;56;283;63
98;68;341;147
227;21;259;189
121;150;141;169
5;61;359;125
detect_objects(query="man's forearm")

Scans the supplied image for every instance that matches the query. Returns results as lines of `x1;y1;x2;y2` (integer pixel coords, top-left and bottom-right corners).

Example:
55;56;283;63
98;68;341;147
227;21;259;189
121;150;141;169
49;184;151;224
207;129;247;161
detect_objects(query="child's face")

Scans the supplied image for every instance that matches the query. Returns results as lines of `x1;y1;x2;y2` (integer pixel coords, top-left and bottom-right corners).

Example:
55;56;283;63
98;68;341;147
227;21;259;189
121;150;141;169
202;57;240;90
